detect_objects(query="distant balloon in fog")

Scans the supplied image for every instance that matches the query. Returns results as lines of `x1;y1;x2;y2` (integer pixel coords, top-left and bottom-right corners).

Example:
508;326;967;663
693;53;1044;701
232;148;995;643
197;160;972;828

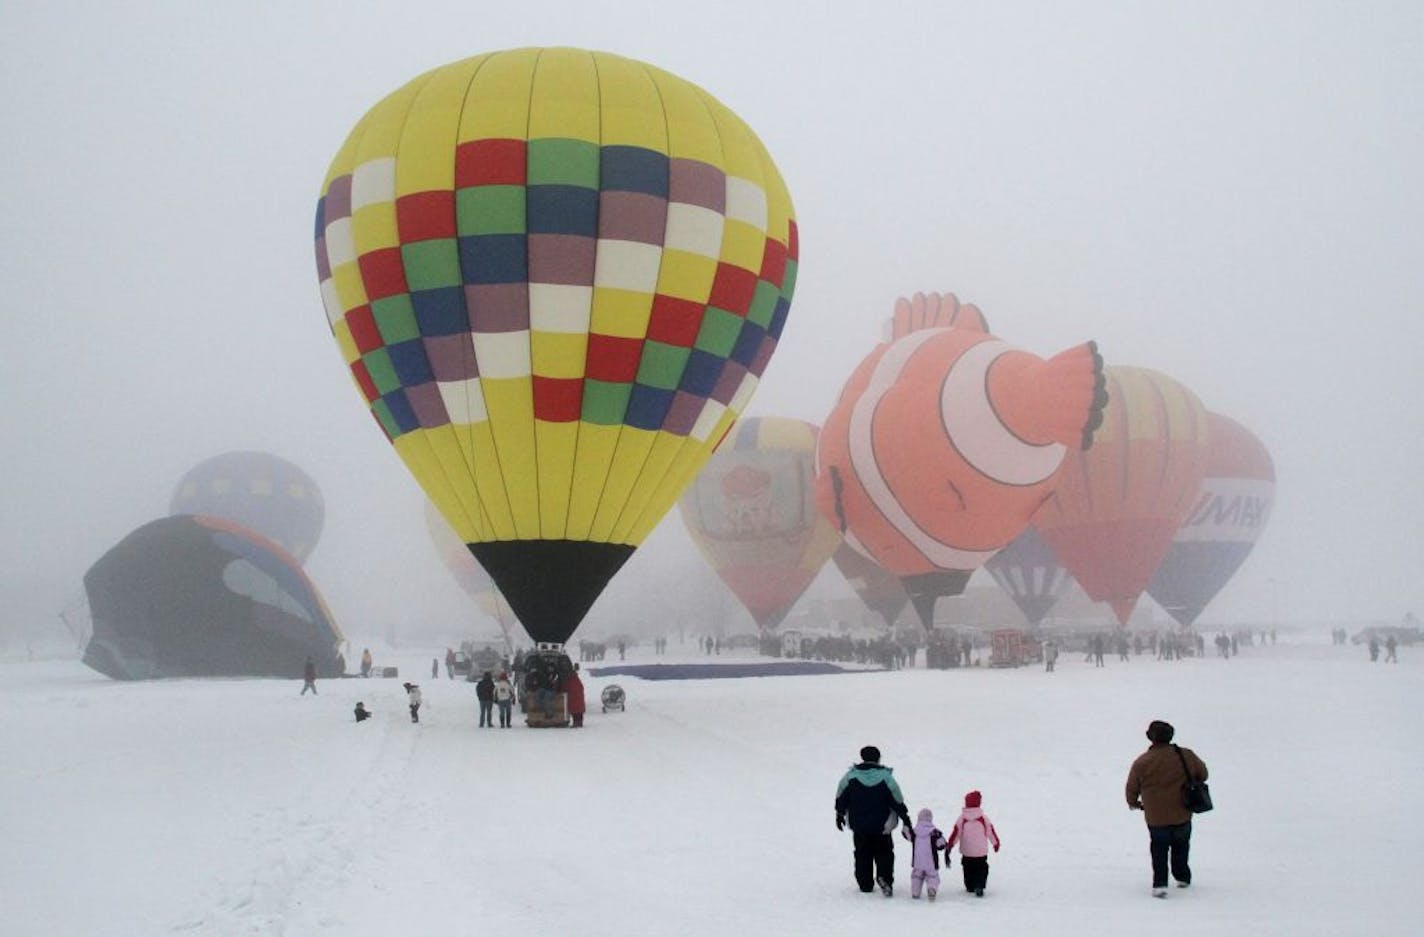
1035;366;1209;625
171;451;325;562
984;526;1073;628
830;543;910;629
679;417;841;630
1148;412;1275;627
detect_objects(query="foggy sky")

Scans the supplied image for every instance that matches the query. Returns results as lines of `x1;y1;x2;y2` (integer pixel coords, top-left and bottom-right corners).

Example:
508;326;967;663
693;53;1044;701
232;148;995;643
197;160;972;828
2;1;1420;648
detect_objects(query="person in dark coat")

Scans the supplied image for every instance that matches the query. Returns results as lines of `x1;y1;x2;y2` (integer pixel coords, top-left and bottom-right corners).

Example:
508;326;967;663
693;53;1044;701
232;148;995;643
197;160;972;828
354;701;371;722
475;671;495;728
563;663;586;728
301;656;318;695
834;745;912;896
1125;720;1209;897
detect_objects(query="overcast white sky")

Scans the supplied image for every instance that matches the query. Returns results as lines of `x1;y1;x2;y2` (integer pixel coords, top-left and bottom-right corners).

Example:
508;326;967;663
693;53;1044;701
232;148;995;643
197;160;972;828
2;1;1420;647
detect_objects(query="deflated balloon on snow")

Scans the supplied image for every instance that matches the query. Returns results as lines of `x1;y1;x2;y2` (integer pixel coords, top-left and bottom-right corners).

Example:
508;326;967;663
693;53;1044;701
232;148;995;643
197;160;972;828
82;516;344;680
314;47;797;646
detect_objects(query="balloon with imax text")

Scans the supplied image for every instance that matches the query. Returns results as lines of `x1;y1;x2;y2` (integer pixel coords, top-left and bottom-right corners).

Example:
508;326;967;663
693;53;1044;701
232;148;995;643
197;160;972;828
815;292;1105;628
1147;412;1275;627
314;48;798;646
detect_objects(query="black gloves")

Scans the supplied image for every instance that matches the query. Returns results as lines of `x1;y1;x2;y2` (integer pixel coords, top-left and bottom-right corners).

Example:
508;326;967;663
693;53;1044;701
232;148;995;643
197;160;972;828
836;814;846;831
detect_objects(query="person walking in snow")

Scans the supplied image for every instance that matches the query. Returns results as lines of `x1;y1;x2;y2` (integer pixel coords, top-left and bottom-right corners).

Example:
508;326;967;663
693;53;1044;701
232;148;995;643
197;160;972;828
901;807;947;900
1125;719;1208;897
354;701;371;722
360;647;373;678
300;656;318;695
1385;635;1398;663
834;745;912;896
1044;640;1059;673
493;671;515;728
946;790;1000;896
403;682;422;723
475;671;495;728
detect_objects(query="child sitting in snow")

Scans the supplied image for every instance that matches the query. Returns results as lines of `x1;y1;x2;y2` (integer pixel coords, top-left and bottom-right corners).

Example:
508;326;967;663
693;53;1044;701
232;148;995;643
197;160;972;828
900;807;948;900
946;790;1000;896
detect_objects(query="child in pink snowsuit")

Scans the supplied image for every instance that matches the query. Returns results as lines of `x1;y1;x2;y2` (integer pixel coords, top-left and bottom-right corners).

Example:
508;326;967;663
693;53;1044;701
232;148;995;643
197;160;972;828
946;790;1000;896
901;807;948;900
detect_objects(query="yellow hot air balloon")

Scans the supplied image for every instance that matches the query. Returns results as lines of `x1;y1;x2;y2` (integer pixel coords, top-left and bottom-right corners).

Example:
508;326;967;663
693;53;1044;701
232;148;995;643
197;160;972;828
314;48;797;647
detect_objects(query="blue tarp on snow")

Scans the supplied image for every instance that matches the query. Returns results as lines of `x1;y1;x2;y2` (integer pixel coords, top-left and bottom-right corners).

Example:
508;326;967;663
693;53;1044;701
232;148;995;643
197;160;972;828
585;661;876;680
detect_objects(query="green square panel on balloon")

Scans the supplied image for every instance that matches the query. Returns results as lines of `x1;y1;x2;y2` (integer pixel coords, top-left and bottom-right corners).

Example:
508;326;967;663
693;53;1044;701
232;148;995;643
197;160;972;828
372;397;401;438
456;186;527;236
634;341;690;391
581;379;632;425
402;239;462;291
362;348;401;396
693;307;743;357
746;281;781;328
527;138;599;188
371;295;420;344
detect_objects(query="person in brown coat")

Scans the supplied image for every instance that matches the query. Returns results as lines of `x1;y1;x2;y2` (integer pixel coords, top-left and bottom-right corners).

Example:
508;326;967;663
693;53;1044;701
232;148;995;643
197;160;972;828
1125;720;1208;898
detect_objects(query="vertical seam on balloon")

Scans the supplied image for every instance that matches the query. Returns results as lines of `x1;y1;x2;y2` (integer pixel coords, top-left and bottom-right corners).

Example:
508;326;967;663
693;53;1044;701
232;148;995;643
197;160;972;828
397;61;488;545
598;62;698;543
558;49;603;542
580;58;675;543
450;53;501;543
523;49;544;540
1147;370;1172;516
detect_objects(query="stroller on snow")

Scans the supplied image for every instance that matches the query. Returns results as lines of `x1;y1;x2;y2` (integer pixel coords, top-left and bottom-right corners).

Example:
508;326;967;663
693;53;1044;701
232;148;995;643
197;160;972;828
601;684;626;713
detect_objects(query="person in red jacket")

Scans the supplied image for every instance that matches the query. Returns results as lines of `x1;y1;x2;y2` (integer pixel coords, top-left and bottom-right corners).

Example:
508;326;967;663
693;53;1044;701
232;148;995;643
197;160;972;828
563;663;587;727
945;790;1001;897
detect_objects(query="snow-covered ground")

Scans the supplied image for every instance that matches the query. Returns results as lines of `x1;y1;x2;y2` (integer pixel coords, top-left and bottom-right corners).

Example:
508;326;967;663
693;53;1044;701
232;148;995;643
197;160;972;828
2;632;1418;937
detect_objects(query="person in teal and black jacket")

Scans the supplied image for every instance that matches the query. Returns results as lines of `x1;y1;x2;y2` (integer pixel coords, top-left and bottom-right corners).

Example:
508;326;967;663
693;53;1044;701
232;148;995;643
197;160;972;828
835;745;912;896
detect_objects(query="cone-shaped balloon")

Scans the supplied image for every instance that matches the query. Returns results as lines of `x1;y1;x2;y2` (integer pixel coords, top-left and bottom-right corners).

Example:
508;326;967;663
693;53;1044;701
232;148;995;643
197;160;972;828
1035;366;1209;625
815;292;1104;629
679;417;842;630
1147;413;1275;626
423;500;517;643
170;451;324;563
984;526;1072;627
831;543;909;629
314;49;798;646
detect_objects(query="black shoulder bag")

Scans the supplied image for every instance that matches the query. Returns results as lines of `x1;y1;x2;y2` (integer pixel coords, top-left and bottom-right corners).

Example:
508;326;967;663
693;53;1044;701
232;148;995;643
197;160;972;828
1173;744;1213;814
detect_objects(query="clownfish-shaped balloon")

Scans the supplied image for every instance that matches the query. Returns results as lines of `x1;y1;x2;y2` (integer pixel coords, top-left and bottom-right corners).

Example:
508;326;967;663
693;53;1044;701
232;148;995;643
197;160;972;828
815;292;1106;627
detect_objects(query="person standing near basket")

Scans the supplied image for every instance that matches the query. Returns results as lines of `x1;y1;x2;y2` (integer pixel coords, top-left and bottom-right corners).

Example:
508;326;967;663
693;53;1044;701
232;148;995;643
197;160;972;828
1125;720;1209;898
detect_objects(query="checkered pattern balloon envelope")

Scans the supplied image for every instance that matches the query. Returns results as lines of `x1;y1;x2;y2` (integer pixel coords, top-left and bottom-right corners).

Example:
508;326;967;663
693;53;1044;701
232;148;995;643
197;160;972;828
314;48;797;645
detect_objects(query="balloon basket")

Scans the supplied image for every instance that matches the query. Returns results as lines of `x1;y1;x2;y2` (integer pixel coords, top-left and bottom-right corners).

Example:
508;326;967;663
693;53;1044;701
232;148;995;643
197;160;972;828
525;692;570;728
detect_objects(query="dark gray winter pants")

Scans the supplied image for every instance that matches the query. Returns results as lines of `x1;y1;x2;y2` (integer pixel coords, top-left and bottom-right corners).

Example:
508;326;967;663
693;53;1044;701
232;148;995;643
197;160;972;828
1148;821;1192;887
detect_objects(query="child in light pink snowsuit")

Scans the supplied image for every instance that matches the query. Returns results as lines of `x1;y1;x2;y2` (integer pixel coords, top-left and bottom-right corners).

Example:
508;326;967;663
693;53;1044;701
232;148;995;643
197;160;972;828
945;790;1000;896
900;807;948;900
